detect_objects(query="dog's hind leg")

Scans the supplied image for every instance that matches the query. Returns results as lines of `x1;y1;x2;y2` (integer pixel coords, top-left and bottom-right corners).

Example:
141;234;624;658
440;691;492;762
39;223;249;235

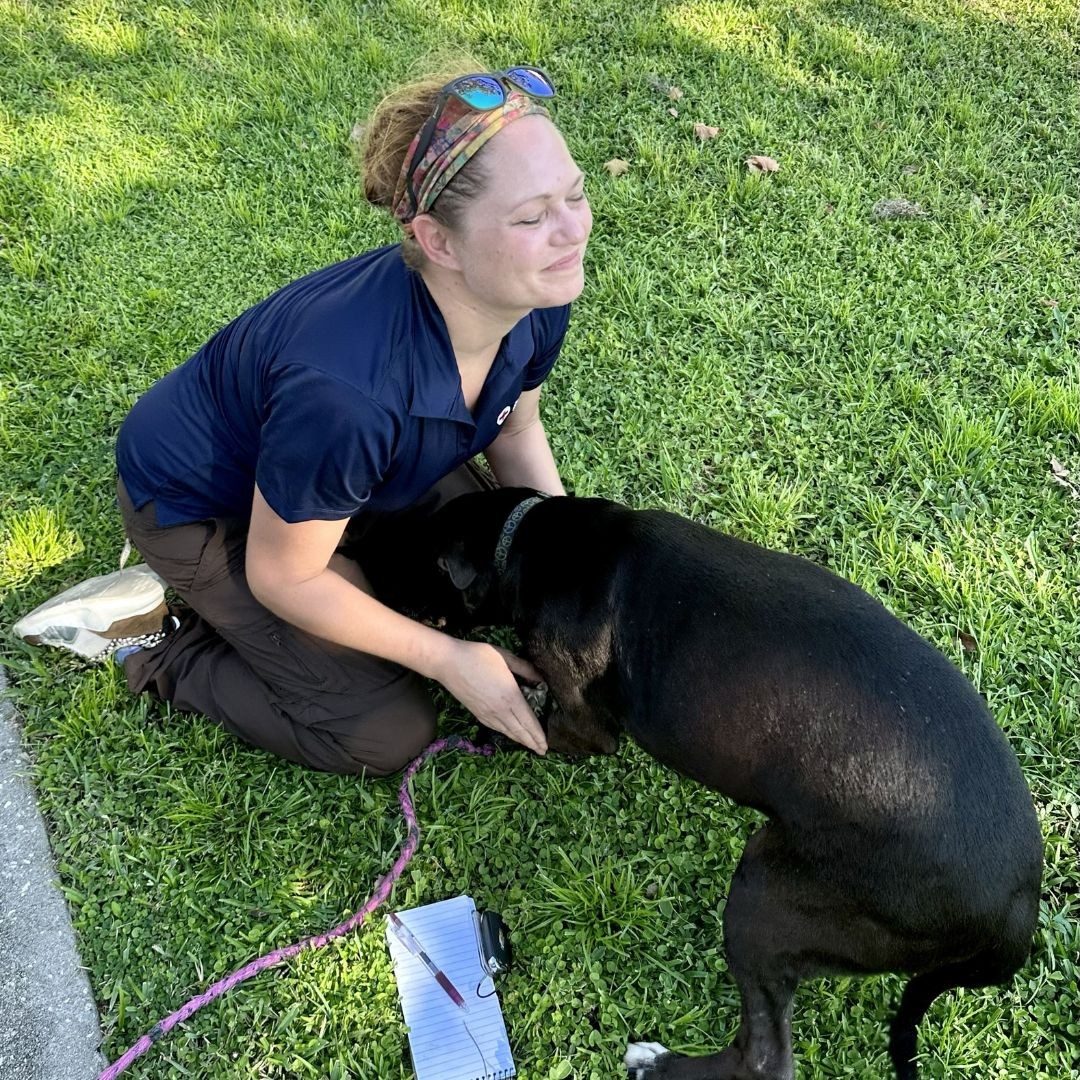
627;824;923;1080
627;826;804;1080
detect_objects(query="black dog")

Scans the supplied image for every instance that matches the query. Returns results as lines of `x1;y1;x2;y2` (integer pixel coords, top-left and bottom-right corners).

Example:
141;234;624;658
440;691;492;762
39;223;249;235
367;488;1043;1080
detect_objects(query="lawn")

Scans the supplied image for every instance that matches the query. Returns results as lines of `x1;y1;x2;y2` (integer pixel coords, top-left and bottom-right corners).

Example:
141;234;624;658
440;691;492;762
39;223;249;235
1;0;1078;1076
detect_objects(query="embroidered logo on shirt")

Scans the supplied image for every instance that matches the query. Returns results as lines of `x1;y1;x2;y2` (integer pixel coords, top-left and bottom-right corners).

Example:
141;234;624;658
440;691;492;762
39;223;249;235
497;397;520;426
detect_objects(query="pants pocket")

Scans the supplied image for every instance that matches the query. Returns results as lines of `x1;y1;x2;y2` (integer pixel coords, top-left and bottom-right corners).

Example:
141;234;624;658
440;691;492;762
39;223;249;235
267;627;330;693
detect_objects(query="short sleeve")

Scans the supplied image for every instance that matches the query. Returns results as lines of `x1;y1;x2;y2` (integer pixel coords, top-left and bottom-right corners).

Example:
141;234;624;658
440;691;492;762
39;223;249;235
256;364;396;523
522;304;572;391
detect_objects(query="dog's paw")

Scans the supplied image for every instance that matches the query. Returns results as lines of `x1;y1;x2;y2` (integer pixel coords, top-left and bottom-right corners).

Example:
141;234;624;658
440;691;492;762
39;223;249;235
624;1041;673;1078
520;680;549;719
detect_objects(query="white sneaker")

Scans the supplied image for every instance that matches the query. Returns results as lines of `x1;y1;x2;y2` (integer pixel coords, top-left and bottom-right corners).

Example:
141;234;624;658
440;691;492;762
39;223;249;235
13;564;171;660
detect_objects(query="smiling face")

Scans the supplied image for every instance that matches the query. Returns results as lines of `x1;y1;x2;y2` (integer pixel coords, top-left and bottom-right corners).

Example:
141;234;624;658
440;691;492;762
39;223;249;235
443;114;593;315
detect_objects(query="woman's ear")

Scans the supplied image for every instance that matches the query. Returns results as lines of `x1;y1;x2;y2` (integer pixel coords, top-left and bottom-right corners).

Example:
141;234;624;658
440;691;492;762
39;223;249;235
409;214;463;271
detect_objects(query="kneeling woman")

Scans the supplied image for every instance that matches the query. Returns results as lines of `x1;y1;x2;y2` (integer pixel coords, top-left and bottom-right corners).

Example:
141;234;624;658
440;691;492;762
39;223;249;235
15;62;592;775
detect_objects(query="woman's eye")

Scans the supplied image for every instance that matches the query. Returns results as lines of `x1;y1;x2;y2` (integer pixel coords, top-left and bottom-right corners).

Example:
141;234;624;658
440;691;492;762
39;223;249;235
516;193;585;225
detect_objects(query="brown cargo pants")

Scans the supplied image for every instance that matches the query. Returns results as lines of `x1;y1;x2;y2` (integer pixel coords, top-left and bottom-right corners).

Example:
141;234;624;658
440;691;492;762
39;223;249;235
117;465;493;776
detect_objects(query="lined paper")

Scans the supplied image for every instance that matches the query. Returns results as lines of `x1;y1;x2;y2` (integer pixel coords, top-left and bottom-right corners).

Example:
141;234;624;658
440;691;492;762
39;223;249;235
387;896;515;1080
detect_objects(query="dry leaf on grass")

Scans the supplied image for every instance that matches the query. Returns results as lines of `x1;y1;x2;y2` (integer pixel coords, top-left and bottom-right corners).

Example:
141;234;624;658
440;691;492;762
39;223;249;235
956;632;979;654
1050;457;1080;498
668;108;679;118
746;154;780;173
604;158;631;176
667;86;684;101
694;123;720;140
1039;297;1060;308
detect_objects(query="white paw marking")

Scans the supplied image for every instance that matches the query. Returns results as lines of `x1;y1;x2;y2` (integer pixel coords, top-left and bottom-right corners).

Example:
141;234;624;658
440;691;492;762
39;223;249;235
624;1041;670;1072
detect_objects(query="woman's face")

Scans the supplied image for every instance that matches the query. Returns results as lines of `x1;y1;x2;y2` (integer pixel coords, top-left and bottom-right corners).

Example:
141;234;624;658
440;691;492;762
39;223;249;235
449;114;593;316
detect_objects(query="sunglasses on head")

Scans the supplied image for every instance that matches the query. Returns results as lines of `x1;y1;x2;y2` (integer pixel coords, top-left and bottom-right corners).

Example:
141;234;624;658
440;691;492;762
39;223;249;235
403;66;556;216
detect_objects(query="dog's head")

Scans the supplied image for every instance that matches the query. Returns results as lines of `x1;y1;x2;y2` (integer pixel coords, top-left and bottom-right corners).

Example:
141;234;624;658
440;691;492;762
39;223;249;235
344;512;468;629
427;487;544;629
411;488;625;759
362;488;542;632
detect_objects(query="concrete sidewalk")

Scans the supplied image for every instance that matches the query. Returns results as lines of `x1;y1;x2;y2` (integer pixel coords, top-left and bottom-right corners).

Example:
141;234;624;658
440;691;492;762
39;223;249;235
0;667;105;1080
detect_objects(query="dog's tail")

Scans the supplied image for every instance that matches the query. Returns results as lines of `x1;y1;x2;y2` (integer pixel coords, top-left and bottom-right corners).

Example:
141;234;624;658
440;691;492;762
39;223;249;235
888;951;1012;1079
888;893;1038;1079
889;962;974;1079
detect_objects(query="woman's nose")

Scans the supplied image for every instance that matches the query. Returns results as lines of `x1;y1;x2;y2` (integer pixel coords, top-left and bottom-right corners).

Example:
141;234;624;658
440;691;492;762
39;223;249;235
556;200;591;244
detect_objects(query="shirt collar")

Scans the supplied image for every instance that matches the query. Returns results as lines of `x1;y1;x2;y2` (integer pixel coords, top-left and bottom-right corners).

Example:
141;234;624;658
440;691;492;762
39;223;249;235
405;269;536;423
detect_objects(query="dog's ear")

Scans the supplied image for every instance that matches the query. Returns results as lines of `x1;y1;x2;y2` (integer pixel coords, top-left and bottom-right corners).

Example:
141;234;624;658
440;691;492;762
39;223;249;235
438;543;478;592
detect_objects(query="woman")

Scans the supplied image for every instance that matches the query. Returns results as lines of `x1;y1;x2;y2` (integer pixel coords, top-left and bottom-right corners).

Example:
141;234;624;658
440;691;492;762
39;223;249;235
15;62;593;775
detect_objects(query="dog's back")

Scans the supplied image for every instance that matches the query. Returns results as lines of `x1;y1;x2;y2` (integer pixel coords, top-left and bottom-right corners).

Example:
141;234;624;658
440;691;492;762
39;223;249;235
613;503;1041;920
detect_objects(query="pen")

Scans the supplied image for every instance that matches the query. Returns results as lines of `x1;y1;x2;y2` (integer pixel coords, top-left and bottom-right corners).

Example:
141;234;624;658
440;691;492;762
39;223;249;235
387;911;469;1012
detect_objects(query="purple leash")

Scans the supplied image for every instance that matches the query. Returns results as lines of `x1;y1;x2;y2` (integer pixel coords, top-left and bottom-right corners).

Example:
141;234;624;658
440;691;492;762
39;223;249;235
97;735;494;1079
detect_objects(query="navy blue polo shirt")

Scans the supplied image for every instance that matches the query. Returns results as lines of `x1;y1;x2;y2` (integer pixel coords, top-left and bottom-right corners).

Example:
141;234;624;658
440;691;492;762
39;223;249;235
116;244;571;527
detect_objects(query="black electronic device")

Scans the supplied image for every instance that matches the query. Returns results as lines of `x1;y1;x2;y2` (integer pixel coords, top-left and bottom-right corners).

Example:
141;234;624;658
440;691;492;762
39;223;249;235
477;910;513;976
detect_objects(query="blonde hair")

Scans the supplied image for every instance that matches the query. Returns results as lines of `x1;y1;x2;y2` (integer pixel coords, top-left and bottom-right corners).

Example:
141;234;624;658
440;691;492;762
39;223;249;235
360;53;495;271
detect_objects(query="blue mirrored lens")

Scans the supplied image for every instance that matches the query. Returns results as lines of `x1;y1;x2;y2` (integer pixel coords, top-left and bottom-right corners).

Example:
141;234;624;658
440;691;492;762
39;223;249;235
454;75;505;110
505;67;555;97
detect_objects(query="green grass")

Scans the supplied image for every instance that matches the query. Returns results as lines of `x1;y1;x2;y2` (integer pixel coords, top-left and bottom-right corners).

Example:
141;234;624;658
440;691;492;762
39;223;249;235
1;0;1078;1076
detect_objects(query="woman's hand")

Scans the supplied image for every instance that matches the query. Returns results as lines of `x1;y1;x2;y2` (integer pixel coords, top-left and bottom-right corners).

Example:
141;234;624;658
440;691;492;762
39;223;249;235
434;640;548;755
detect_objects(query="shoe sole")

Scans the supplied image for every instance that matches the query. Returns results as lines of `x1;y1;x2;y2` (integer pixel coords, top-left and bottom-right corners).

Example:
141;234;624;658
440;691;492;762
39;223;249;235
13;565;166;638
